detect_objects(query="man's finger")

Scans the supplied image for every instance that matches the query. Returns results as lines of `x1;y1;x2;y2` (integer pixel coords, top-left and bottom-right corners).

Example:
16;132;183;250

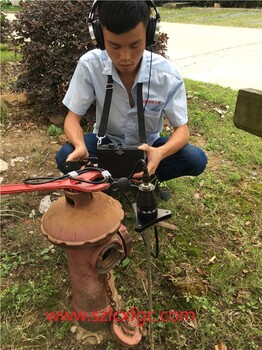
138;143;149;151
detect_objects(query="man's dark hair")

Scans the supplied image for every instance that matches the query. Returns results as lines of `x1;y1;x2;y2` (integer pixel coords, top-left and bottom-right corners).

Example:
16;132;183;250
98;0;150;34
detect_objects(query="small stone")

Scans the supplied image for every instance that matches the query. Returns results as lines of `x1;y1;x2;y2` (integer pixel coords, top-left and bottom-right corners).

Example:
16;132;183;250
39;195;52;214
70;325;77;334
10;156;25;167
0;159;8;172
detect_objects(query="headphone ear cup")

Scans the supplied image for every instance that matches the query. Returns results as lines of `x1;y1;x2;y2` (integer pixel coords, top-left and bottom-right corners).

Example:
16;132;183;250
146;17;157;47
92;20;105;50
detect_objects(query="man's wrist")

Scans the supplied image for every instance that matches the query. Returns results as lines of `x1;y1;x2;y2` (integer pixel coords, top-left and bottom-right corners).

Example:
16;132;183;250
71;141;86;149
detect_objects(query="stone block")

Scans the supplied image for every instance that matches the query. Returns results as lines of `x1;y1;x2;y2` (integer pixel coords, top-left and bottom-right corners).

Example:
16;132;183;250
233;88;262;137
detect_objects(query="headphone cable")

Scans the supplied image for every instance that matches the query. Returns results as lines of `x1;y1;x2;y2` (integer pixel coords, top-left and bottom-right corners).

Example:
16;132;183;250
143;47;153;110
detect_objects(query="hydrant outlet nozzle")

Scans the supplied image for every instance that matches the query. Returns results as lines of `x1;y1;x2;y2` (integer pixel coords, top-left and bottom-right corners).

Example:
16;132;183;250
92;240;124;274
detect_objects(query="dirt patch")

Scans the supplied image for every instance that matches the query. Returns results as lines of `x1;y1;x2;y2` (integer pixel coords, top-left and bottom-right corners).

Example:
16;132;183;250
2;120;60;183
1;62;63;185
0;61;22;93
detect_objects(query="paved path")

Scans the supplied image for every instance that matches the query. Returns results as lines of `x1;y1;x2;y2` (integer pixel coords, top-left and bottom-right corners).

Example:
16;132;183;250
160;22;262;90
6;13;262;90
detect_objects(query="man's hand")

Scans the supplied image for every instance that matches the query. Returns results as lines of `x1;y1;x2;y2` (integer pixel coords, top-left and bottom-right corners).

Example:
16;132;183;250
131;143;163;181
138;143;163;176
64;111;88;163
132;124;190;181
66;144;89;162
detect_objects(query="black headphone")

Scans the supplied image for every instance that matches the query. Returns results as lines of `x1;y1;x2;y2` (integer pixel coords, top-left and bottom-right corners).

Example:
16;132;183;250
88;0;160;50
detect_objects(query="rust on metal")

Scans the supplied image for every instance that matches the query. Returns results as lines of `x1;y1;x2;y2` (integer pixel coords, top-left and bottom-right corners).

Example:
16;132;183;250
41;191;124;246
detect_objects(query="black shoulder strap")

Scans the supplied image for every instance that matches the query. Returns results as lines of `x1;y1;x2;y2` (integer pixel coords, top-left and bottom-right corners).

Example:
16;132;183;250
97;75;114;144
137;83;146;144
97;76;146;144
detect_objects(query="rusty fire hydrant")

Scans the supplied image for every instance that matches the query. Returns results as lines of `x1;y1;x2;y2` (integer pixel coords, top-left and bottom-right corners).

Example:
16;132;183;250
0;170;143;347
41;189;142;347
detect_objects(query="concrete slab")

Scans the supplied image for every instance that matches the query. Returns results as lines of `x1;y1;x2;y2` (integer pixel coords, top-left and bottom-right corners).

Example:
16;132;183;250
160;22;262;90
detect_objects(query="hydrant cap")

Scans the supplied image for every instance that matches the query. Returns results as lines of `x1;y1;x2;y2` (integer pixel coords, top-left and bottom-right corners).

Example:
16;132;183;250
41;191;124;246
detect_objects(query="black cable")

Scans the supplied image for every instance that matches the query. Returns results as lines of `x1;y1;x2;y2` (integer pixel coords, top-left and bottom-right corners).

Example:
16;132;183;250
141;225;159;259
74;166;104;175
68;175;106;185
24;174;68;185
128;158;148;179
122;191;137;214
143;47;153;110
24;166;108;185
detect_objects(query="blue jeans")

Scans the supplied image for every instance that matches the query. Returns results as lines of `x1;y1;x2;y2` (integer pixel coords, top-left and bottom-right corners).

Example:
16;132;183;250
55;133;207;181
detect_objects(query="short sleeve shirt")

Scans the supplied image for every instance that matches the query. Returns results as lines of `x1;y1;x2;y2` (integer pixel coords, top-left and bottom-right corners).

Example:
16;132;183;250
63;49;188;147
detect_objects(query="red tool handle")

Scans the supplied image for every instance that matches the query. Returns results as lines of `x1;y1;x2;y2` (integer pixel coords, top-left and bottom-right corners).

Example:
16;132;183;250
0;171;109;195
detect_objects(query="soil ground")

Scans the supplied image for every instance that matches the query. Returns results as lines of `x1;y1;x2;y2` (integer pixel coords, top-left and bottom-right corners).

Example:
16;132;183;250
1;62;63;185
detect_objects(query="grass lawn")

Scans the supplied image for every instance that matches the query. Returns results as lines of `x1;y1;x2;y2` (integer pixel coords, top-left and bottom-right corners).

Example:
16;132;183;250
0;43;21;64
159;6;262;28
1;79;261;350
0;2;20;12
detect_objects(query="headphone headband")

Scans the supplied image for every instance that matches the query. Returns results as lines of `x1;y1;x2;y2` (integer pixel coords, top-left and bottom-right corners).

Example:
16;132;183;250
89;0;159;20
88;0;160;50
88;0;99;22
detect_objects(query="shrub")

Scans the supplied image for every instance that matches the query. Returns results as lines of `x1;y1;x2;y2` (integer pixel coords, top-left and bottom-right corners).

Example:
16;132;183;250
11;0;168;118
152;32;168;57
11;0;95;116
1;11;11;44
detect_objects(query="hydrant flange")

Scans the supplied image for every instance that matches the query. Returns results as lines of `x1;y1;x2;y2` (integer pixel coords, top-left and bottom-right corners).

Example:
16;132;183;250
41;191;124;246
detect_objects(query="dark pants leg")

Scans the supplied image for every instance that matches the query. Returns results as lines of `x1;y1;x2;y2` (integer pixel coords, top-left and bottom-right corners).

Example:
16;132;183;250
153;137;208;181
55;134;208;179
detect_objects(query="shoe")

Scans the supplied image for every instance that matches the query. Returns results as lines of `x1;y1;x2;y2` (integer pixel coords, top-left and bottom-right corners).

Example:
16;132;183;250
151;176;172;201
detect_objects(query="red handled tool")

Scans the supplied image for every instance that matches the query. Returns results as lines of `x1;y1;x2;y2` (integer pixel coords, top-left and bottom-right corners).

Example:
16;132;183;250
0;170;110;195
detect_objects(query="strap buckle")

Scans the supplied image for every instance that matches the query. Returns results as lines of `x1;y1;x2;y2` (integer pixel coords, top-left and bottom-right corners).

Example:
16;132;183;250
96;135;106;146
106;83;114;90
